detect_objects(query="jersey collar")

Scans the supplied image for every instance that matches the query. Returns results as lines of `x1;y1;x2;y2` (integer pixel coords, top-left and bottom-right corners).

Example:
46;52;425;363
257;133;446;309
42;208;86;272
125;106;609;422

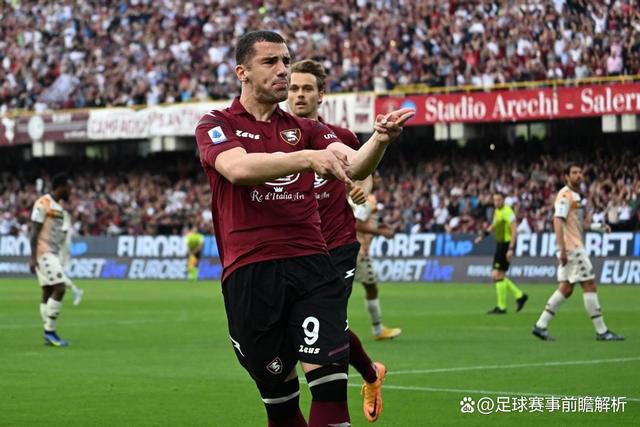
229;97;285;120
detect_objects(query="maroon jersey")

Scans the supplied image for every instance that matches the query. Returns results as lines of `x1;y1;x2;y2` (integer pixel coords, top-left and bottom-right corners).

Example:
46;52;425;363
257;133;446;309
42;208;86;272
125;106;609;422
314;119;361;250
195;98;343;281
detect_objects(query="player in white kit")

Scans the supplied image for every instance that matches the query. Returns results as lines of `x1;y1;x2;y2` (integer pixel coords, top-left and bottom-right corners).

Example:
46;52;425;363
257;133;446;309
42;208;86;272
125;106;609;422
60;213;84;306
532;162;623;341
352;174;402;340
30;174;73;347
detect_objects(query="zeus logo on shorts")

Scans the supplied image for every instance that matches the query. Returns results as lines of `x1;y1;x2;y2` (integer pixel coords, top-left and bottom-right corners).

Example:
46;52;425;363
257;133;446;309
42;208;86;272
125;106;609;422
299;345;320;354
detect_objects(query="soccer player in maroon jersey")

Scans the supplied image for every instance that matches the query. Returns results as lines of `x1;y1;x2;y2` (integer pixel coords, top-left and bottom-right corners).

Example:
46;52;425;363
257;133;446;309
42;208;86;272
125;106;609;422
288;59;388;423
194;31;413;427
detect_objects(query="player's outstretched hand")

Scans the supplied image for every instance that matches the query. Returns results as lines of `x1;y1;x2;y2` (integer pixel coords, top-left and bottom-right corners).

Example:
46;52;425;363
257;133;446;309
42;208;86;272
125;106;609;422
349;185;367;205
310;149;353;185
374;108;415;143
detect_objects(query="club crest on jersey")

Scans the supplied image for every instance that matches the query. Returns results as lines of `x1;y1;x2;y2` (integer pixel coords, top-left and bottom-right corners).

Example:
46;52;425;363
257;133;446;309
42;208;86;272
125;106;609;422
208;126;227;144
266;357;283;375
280;128;301;145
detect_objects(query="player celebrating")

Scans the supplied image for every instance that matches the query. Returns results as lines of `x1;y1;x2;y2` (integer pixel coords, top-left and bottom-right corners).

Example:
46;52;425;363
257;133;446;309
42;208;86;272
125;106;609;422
352;177;402;340
532;162;624;341
475;192;528;314
288;59;388;422
185;226;205;280
30;174;73;347
195;31;412;427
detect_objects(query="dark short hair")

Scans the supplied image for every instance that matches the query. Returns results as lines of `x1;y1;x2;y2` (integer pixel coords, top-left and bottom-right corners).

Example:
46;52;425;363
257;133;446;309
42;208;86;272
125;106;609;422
52;173;69;190
291;59;327;92
563;161;582;176
235;31;286;65
493;192;505;198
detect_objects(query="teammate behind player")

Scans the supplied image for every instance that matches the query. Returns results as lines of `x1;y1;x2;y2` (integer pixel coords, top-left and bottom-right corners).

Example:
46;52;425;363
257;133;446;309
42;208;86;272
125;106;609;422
195;31;413;427
288;59;387;422
30;174;73;346
59;211;84;306
185;226;205;280
474;192;528;314
352;177;402;340
532;162;623;341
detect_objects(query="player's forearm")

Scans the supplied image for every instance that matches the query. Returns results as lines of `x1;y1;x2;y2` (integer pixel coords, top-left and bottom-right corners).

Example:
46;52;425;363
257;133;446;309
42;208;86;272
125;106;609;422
29;223;42;260
346;133;388;180
553;218;566;251
216;150;314;185
355;175;373;198
510;224;517;249
356;221;385;235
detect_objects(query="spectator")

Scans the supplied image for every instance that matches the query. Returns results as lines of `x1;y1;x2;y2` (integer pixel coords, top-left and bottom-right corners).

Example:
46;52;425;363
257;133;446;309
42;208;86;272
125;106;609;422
2;147;639;237
2;0;640;111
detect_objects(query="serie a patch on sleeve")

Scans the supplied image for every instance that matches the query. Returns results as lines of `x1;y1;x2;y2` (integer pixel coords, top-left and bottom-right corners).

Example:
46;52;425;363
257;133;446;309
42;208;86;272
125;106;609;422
208;126;228;144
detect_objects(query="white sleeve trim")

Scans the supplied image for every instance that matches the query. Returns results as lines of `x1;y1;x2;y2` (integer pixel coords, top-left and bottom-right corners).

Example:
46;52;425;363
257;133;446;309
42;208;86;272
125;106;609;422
31;204;46;223
554;199;569;218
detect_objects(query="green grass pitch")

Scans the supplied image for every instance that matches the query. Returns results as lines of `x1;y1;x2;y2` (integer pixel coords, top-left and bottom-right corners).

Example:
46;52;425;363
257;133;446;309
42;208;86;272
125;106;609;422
1;279;638;426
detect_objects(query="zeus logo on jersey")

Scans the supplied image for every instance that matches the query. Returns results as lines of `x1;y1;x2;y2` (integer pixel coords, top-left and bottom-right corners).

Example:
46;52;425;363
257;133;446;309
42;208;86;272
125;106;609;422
208;126;227;144
280;128;301;145
323;132;338;140
235;129;260;140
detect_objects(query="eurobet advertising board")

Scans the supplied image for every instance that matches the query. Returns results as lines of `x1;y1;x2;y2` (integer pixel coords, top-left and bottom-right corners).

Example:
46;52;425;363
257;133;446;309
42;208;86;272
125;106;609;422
0;235;222;281
370;256;640;285
1;233;639;284
367;232;640;284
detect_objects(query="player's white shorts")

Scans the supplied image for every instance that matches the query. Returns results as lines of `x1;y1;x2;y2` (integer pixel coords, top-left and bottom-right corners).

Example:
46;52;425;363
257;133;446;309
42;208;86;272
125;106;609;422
35;253;72;287
557;247;595;284
355;254;377;284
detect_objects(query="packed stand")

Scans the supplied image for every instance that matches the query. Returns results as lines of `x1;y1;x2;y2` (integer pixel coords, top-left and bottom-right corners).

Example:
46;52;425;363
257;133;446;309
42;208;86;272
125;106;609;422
0;160;212;237
1;0;640;112
1;150;639;237
376;152;640;235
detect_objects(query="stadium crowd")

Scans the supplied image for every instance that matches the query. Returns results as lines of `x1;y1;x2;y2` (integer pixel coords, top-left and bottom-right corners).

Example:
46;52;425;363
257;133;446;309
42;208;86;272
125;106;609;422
0;159;213;237
375;152;640;235
1;0;640;111
1;152;639;237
